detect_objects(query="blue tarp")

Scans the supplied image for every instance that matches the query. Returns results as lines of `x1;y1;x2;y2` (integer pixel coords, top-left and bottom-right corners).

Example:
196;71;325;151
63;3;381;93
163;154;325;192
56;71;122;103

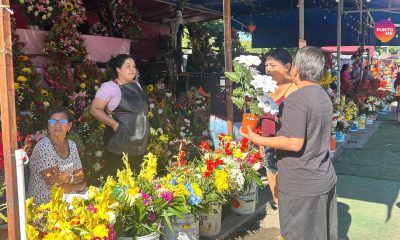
163;0;400;47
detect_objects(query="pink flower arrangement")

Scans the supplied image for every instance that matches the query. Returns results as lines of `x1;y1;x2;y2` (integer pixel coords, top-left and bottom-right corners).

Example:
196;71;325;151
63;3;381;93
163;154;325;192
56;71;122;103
18;0;57;28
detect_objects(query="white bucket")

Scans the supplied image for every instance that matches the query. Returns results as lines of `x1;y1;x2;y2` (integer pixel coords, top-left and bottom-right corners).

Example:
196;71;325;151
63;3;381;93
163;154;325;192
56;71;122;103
199;206;222;237
164;213;199;240
366;116;374;124
137;232;160;240
232;181;257;215
118;232;160;240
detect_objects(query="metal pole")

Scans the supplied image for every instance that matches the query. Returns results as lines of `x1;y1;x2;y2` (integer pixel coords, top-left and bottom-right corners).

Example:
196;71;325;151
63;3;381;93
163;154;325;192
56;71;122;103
299;0;305;48
337;0;344;98
0;0;21;239
223;0;233;136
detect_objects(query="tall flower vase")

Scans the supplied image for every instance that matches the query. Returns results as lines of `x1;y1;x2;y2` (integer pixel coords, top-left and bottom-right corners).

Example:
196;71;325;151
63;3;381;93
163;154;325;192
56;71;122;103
232;181;257;215
358;115;366;130
335;131;345;143
366;115;374;124
241;113;260;134
199;206;222;237
164;213;199;240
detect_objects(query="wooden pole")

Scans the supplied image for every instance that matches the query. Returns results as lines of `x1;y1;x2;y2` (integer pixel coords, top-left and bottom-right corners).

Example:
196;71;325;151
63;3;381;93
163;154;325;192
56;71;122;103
337;0;344;98
0;1;21;239
223;0;233;136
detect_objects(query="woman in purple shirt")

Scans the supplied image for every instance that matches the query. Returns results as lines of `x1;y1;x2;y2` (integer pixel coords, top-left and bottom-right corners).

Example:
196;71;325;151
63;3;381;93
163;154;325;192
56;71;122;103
90;54;149;176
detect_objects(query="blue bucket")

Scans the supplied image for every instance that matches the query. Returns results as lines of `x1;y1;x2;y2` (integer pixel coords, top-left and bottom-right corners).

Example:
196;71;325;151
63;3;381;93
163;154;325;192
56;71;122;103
335;131;345;142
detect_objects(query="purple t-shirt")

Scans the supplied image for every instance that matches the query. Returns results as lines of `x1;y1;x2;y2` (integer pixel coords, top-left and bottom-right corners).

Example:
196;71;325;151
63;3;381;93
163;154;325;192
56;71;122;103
95;81;122;113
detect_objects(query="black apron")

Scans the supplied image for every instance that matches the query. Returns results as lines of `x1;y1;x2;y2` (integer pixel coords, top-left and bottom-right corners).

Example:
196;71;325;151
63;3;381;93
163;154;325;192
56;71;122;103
104;81;149;156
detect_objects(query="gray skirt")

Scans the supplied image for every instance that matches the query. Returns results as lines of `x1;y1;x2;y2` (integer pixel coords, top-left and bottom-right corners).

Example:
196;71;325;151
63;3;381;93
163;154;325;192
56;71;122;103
279;186;338;240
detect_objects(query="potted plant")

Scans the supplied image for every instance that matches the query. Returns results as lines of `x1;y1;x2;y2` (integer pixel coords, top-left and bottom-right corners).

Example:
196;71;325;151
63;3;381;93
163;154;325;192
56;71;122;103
224;55;278;133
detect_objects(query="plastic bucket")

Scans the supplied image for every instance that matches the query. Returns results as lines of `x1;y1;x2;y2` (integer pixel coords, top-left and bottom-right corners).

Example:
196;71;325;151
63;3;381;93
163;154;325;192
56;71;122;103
366;116;374;124
199;206;222;237
349;119;359;132
335;131;345;143
241;113;260;134
137;232;160;240
329;136;336;153
164;213;199;240
232;181;257;215
358;115;366;130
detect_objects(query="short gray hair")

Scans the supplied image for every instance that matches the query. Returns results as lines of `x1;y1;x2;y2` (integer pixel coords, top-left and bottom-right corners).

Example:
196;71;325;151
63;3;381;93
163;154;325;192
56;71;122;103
292;46;325;83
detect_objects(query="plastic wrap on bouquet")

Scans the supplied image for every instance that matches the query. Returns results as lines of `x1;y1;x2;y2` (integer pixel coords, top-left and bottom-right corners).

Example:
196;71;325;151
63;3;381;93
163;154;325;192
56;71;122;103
335;131;345;143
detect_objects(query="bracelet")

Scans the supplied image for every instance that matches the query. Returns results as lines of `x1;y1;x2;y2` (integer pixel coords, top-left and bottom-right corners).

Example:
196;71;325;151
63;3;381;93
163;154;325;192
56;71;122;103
69;173;74;184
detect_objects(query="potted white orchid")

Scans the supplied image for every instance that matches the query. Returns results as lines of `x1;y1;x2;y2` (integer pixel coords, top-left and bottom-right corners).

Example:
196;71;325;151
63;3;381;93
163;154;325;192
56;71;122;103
225;55;278;133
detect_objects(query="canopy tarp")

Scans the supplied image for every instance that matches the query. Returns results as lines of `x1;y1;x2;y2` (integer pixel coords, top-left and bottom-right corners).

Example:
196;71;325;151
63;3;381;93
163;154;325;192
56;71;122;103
321;46;375;56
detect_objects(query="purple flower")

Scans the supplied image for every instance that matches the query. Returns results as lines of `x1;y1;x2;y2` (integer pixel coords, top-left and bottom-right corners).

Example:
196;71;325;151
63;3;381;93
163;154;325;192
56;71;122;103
148;212;156;222
87;204;97;213
160;190;174;203
141;192;152;206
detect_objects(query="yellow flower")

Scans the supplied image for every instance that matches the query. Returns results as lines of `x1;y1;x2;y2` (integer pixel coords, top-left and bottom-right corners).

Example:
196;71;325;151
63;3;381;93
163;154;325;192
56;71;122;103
148;111;153;119
80;83;87;89
98;124;106;130
21;67;32;74
93;224;109;238
159;134;169;143
26;224;39;239
147;84;154;93
17;76;27;82
14;82;20;90
191;183;203;199
138;152;158;181
41;88;49;96
94;79;99;83
214;169;229;193
81;73;87;79
234;149;243;158
65;2;74;11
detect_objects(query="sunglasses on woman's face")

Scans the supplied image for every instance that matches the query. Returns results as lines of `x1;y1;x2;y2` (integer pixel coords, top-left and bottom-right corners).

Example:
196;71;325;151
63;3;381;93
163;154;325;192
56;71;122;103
48;119;68;125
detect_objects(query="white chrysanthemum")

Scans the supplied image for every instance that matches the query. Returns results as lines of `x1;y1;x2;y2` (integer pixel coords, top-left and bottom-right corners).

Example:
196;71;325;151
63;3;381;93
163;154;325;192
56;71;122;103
95;151;103;158
158;109;163;114
257;94;279;115
166;92;172;97
234;55;262;67
34;11;39;17
149;103;155;109
156;128;163;134
43;101;50;108
93;162;102;172
250;75;278;93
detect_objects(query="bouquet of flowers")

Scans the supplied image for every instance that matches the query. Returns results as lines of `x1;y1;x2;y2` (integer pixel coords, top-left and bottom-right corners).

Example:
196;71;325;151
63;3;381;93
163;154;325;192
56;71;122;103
204;134;263;198
364;96;379;116
18;0;57;29
333;96;352;133
111;0;142;40
44;16;87;65
42;62;76;100
25;184;118;239
225;55;278;116
113;153;189;238
57;0;87;25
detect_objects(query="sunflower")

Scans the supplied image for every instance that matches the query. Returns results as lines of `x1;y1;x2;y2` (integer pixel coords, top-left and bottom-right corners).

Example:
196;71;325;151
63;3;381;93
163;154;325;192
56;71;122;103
64;2;74;12
146;84;154;93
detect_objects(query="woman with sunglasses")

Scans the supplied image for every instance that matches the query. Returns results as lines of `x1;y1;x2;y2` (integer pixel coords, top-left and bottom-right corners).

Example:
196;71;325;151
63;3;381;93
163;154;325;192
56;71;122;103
90;54;149;177
27;106;86;204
